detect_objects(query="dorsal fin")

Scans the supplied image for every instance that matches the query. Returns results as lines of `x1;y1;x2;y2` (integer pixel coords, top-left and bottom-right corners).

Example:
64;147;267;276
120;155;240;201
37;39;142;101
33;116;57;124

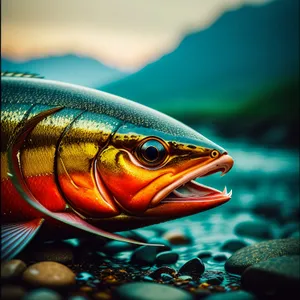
1;71;44;79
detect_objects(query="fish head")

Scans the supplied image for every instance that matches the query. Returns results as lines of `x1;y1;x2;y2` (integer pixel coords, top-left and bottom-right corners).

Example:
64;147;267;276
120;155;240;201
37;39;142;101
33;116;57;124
95;120;233;227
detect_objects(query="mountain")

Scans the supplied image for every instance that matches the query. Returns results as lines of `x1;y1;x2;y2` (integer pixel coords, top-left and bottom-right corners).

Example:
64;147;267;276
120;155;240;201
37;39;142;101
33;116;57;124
102;0;299;120
1;54;128;88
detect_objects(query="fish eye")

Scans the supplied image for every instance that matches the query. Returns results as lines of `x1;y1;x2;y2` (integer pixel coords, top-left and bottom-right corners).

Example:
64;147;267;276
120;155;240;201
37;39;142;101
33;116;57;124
210;149;220;158
138;139;167;166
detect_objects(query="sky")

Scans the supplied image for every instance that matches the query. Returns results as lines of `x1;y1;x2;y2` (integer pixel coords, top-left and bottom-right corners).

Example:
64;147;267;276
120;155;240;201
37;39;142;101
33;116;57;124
2;0;272;71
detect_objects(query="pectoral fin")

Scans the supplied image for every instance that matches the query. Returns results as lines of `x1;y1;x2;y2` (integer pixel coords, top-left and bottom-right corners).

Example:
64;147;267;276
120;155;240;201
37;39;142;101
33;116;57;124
1;219;44;261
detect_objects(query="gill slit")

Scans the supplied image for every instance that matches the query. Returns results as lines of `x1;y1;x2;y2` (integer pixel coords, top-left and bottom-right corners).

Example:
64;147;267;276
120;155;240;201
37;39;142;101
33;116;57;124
53;109;87;214
94;120;129;213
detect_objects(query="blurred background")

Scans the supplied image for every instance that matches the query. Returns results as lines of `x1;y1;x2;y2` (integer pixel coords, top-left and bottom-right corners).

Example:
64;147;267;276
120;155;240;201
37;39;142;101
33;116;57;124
1;0;299;234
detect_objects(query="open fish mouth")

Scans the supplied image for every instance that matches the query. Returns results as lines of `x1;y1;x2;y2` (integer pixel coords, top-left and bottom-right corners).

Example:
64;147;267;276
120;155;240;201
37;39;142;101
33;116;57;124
151;154;234;205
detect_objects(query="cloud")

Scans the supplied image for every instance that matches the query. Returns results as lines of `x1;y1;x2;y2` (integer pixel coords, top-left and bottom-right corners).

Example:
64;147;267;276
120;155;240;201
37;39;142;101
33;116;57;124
1;0;272;71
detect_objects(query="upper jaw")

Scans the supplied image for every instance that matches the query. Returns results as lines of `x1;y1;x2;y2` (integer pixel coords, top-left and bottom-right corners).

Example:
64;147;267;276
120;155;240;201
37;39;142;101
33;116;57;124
150;154;234;206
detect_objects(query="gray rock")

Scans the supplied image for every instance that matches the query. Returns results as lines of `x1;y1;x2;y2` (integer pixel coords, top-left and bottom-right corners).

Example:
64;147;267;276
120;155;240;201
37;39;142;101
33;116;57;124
212;252;230;262
197;251;212;260
0;284;26;300
160;273;173;281
156;251;179;266
200;271;224;285
103;241;135;254
242;255;300;297
178;258;205;277
148;266;176;279
205;290;257;300
1;259;27;280
23;262;76;287
221;239;248;252
130;246;157;265
113;282;193;300
23;288;62;300
234;219;274;240
225;238;300;275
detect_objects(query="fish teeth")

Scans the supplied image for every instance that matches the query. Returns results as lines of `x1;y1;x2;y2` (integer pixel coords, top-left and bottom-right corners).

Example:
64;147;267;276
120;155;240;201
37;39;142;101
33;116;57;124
228;189;233;197
222;186;227;195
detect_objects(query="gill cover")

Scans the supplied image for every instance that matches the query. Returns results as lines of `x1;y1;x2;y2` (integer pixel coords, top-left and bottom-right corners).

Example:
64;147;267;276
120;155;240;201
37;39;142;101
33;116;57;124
97;124;226;214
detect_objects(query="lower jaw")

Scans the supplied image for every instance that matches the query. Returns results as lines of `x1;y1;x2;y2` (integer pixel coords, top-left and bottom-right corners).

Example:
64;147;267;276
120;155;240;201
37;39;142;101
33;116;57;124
143;195;231;218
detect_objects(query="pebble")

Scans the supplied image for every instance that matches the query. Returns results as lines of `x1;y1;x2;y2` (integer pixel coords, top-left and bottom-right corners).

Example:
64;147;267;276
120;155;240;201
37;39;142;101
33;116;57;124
225;238;300;275
23;262;76;287
221;239;248;252
155;251;179;265
23;288;62;300
103;241;135;255
76;272;94;282
1;259;27;280
178;258;205;277
113;282;193;300
1;284;26;300
163;231;192;245
143;276;154;282
149;267;176;279
178;275;192;281
212;253;230;262
234;219;274;240
161;273;174;281
204;290;257;300
130;246;157;265
242;255;300;297
201;272;224;285
197;251;212;260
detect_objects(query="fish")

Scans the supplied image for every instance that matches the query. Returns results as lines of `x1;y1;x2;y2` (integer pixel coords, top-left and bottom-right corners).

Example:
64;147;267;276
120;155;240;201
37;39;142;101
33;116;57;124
1;72;234;261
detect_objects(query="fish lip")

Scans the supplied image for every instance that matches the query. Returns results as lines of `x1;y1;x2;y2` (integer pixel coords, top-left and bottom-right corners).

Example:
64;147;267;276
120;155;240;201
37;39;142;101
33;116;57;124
150;154;234;206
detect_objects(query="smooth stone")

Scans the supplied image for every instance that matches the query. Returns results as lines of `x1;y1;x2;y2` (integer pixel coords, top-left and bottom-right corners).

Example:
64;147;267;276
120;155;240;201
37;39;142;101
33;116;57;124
204;290;257;300
221;239;248;252
242;255;300;297
160;273;173;281
143;276;154;282
178;258;205;277
20;242;74;264
225;238;300;275
113;282;193;300
1;284;26;300
201;273;224;285
23;288;62;300
103;241;135;254
23;262;76;287
163;231;192;245
130;246;157;265
156;251;179;265
234;219;274;240
178;275;192;281
197;251;212;260
1;259;27;280
76;272;94;282
212;253;230;262
149;267;176;279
